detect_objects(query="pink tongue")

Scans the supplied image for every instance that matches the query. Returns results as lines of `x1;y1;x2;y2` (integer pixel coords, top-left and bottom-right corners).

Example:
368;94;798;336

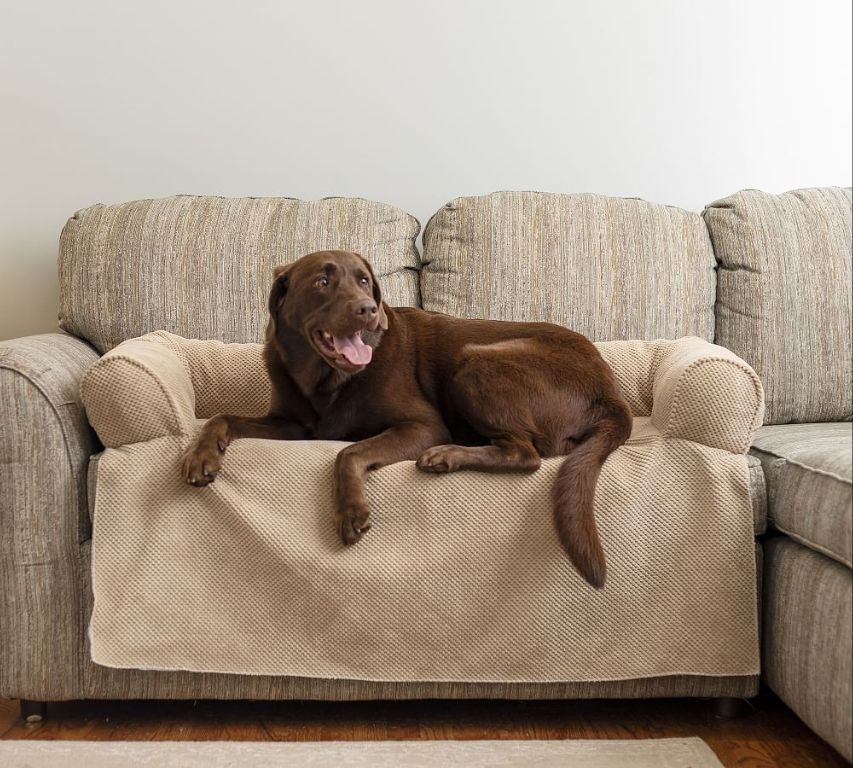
333;333;373;366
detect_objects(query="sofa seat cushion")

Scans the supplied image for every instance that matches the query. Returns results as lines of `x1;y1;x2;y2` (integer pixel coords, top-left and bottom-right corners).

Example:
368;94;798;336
750;423;852;567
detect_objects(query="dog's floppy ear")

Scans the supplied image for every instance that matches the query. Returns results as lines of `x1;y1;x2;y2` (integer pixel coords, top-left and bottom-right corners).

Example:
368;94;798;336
359;256;389;330
268;264;291;318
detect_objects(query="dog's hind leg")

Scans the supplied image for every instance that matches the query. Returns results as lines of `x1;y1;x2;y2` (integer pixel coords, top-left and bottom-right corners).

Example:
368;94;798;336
416;435;541;474
416;351;552;474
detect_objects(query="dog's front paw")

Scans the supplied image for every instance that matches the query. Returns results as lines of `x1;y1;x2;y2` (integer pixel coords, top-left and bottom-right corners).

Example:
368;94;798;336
181;442;222;487
336;500;372;545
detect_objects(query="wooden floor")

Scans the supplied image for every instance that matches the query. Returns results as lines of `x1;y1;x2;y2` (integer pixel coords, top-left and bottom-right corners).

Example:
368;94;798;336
0;690;846;767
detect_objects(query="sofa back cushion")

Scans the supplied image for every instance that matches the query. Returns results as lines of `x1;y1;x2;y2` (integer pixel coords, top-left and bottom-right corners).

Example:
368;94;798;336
704;187;852;424
421;191;716;342
59;196;421;353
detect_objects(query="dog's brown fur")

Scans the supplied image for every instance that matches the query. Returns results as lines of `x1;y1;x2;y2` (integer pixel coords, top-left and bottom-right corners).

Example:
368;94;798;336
182;250;632;587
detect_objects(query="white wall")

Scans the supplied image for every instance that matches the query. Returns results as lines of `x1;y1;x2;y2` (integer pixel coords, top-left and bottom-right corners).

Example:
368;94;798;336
1;0;850;340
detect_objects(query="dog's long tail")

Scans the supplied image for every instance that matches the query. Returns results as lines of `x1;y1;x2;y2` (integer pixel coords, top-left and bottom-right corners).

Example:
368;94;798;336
551;409;631;589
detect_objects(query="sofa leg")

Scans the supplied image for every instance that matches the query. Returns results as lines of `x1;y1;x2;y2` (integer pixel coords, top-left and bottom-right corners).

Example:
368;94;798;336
20;700;47;723
713;696;749;718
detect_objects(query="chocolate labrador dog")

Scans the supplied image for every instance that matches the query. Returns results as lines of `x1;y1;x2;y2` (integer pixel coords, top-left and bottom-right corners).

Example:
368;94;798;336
181;250;631;587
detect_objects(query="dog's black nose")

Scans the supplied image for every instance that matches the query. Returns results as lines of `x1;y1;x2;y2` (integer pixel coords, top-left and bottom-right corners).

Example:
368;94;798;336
354;300;378;320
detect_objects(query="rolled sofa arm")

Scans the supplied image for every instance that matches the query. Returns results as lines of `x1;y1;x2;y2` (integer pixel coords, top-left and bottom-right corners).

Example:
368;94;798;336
81;331;271;448
0;332;100;699
597;336;764;455
650;337;764;453
81;333;196;447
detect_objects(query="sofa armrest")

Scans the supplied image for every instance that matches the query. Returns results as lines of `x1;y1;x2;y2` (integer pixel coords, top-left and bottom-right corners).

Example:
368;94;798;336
0;332;100;542
0;332;100;699
81;331;271;448
81;335;196;447
650;337;764;454
596;336;765;453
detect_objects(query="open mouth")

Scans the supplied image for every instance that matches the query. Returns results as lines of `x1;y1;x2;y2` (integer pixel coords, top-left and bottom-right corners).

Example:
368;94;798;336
313;329;373;368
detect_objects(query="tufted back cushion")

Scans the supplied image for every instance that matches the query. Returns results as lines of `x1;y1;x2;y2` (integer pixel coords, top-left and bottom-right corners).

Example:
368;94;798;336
421;191;717;342
704;187;852;424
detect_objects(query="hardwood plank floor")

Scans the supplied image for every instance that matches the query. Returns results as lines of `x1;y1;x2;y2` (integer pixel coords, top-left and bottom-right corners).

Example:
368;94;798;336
0;690;847;767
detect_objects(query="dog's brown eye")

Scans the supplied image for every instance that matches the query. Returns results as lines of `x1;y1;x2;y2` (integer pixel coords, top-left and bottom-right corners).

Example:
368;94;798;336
359;277;369;286
316;277;329;288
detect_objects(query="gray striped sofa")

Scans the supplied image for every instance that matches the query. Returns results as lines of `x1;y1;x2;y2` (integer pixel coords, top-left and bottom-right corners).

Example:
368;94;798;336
0;187;850;760
704;188;852;761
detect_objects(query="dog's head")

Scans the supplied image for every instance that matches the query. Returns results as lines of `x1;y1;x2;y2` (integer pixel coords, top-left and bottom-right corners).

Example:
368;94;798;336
268;250;388;373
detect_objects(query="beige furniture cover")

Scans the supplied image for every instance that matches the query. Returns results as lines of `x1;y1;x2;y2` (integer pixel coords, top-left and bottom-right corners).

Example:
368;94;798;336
81;331;763;681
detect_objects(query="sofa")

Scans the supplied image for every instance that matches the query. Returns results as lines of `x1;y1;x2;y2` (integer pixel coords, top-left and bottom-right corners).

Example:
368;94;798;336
703;188;852;760
0;187;849;760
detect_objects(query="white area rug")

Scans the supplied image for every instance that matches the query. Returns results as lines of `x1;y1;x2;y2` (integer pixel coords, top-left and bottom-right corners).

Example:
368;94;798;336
0;738;723;767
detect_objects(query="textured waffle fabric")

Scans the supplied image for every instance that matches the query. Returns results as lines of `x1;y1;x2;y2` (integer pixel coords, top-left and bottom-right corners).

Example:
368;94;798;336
81;332;763;681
